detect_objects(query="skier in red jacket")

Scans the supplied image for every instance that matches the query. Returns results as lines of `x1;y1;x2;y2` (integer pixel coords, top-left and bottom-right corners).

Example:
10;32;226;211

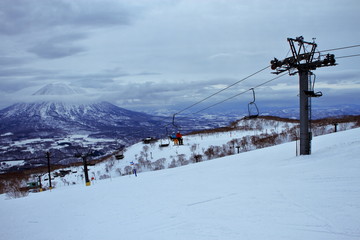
176;131;183;145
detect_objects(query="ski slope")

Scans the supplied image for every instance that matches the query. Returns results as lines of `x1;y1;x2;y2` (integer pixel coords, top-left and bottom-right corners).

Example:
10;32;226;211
1;128;360;240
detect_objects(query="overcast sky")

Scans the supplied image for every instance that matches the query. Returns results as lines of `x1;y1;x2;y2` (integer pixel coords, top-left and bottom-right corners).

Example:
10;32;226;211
0;0;359;115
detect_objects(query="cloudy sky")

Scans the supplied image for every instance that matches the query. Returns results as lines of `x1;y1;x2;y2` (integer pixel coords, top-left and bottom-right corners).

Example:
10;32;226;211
0;0;359;115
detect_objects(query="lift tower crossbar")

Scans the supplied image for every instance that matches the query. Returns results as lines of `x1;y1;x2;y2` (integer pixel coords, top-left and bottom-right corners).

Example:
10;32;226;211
271;36;336;155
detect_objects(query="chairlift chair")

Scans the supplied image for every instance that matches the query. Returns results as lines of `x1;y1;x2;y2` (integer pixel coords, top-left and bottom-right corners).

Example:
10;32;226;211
159;141;170;148
159;126;170;148
305;73;323;98
172;114;181;130
170;114;184;145
115;145;125;159
304;90;323;97
247;88;259;119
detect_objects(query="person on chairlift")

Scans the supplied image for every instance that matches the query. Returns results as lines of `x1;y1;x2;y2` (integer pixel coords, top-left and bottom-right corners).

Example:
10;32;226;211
176;131;183;145
170;132;178;145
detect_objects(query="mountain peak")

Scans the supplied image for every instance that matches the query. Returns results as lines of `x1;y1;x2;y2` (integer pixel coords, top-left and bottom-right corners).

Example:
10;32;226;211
32;83;82;96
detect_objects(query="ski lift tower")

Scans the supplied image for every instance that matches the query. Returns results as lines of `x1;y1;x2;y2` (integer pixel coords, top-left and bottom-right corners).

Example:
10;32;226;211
270;36;336;155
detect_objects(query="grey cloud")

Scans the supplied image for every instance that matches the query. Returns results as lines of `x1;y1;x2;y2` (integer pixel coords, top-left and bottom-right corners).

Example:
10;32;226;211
28;33;87;59
57;69;161;89
319;70;360;84
67;2;131;27
98;78;242;111
0;67;56;78
73;78;116;89
62;68;130;88
0;0;359;113
0;0;132;35
136;72;162;76
29;44;85;59
0;56;29;66
0;66;66;94
0;80;35;93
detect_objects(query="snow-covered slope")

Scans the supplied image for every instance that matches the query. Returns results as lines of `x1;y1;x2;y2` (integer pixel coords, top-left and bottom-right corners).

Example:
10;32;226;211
35;116;356;187
17;117;355;188
1;128;360;240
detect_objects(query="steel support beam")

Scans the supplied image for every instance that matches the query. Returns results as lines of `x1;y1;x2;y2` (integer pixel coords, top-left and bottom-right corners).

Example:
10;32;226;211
299;70;311;155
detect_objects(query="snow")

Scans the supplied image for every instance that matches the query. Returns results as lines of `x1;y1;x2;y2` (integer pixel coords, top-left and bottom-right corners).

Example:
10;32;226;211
1;128;360;240
0;132;13;137
6;134;115;151
0;160;26;172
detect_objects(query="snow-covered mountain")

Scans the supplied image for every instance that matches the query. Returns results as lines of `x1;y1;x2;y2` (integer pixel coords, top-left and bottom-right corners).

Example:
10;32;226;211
0;83;165;140
0;101;163;138
0;84;241;168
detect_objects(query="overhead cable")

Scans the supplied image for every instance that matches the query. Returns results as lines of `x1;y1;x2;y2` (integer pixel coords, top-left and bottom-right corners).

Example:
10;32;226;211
336;53;360;59
192;72;288;114
174;65;270;116
318;44;360;53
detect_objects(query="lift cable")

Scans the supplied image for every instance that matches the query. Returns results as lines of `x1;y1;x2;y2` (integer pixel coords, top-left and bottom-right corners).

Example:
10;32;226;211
191;72;288;115
173;65;270;117
318;44;360;53
336;53;360;59
171;44;360;122
171;48;358;118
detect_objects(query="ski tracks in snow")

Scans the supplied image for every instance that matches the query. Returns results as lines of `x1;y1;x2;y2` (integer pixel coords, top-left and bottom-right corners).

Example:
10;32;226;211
186;193;237;207
275;188;360;239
